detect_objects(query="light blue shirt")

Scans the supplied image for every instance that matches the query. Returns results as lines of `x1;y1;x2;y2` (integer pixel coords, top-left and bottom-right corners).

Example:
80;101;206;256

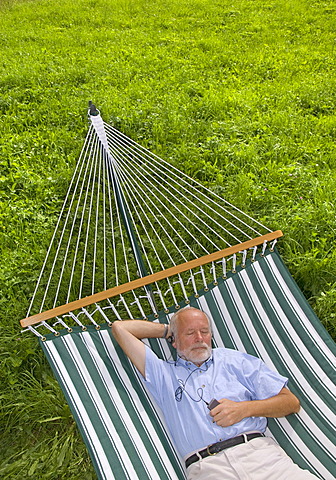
142;346;288;458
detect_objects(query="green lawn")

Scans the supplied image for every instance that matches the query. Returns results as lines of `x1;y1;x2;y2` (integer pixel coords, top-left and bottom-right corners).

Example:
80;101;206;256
0;0;335;478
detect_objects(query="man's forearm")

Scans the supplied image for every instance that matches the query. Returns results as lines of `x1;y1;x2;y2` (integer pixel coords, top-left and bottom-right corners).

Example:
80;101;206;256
242;388;300;419
211;388;300;427
111;320;169;377
112;320;169;340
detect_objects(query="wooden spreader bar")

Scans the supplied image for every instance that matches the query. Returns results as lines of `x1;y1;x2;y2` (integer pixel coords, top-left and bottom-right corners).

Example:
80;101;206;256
20;230;283;328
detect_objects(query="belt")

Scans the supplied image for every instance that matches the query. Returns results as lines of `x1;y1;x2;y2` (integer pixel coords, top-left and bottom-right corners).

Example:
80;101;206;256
185;433;264;469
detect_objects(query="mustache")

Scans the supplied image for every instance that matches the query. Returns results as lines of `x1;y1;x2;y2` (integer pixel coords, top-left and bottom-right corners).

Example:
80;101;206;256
191;343;210;350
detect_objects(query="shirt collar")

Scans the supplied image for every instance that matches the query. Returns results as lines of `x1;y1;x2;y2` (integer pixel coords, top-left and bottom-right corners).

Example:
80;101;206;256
175;352;214;368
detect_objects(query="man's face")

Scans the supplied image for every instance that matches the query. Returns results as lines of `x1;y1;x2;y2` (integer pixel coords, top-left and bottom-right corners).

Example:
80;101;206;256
172;309;212;365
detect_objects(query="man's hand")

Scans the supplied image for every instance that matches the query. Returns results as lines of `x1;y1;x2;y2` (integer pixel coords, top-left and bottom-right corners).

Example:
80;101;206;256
209;388;300;427
210;399;245;427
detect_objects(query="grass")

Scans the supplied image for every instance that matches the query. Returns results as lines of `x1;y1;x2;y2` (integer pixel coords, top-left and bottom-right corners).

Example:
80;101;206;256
0;0;335;477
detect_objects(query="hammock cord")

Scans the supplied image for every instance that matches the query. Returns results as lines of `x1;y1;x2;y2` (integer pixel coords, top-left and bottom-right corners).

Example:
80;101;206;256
54;130;97;306
26;111;276;323
116;152;212;256
107;129;243;246
112;157;215;306
102;149;107;291
42;127;97;310
112;146;222;252
92;141;103;295
105;151;119;287
26;126;94;316
114;159;191;265
105;123;271;236
107;154;132;286
78;134;99;300
105;154;158;315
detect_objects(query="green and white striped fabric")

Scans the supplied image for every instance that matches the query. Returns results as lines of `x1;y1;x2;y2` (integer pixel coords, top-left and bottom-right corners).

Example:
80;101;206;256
41;325;185;480
41;250;336;480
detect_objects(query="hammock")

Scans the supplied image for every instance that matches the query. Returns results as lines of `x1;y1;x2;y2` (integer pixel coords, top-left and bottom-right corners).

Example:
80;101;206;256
20;104;336;480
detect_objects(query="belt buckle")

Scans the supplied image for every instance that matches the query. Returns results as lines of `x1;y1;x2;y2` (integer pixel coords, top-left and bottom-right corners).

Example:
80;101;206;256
206;443;216;456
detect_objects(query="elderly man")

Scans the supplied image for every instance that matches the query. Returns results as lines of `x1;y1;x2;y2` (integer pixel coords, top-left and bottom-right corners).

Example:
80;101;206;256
112;307;318;479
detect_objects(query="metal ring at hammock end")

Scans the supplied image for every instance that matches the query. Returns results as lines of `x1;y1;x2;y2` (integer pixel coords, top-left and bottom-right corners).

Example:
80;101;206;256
88;101;100;117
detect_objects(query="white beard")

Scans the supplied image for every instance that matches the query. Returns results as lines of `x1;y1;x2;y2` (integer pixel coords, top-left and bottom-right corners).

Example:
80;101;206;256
178;343;212;365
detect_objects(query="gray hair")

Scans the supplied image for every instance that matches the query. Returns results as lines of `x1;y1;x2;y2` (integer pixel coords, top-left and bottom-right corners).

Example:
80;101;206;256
170;306;212;339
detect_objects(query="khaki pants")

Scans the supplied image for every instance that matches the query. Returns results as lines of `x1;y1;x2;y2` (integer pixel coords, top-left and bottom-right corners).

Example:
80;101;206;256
186;437;318;480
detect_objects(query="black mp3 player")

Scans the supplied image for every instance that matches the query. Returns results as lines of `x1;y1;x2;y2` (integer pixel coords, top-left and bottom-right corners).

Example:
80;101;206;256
207;398;220;410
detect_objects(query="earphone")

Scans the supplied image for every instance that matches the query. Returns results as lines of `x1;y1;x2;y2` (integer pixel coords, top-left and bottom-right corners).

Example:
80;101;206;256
167;332;175;343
